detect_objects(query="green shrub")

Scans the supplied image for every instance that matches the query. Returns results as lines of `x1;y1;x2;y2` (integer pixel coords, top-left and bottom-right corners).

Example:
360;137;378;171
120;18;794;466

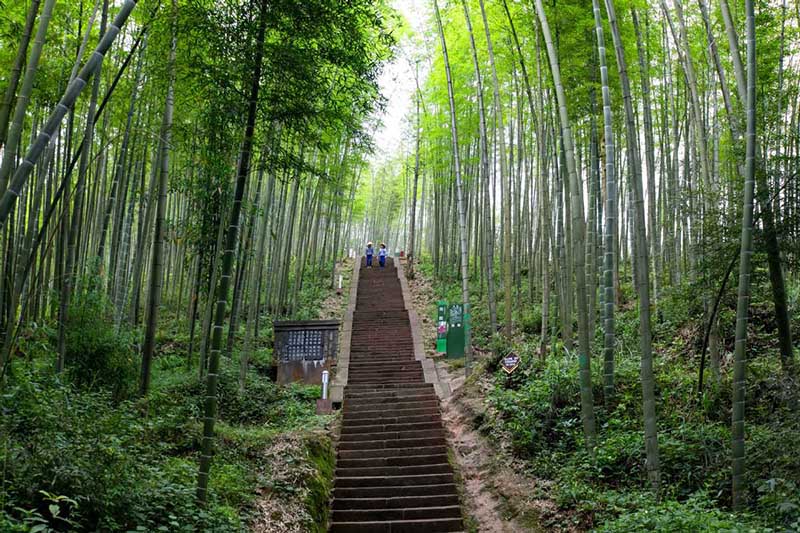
170;364;318;427
64;290;137;401
756;478;800;530
595;494;756;532
520;306;543;335
0;371;238;532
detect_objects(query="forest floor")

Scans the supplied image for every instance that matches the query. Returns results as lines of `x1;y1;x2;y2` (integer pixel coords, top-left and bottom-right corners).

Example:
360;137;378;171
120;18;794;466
405;260;800;532
406;264;575;532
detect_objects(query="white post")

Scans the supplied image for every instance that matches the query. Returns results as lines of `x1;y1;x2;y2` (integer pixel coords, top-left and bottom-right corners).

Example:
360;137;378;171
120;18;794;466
321;370;330;400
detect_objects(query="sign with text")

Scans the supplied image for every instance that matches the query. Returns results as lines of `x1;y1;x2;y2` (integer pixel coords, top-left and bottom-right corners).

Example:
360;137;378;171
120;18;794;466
436;301;448;354
501;353;520;374
446;303;465;359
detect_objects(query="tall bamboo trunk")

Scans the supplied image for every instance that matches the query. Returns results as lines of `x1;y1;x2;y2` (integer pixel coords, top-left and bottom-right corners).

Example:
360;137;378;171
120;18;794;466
197;0;268;503
433;0;472;376
592;0;617;406
535;0;596;450
732;0;756;508
140;0;176;397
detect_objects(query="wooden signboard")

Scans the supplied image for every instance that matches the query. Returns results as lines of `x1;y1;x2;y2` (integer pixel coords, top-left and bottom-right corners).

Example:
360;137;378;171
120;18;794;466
501;353;520;374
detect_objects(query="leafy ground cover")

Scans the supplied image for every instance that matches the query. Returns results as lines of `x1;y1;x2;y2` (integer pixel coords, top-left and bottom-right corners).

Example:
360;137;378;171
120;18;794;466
0;263;350;532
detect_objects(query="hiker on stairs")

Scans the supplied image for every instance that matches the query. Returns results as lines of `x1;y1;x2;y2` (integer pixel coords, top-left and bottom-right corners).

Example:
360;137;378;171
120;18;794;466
378;243;387;268
365;241;374;268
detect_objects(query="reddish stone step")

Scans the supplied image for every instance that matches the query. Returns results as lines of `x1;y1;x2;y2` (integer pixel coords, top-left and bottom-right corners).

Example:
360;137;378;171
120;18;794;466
332;505;462;522
337;453;449;469
344;414;441;427
336;463;452;479
337;444;448;460
339;427;445;443
337;435;447;452
345;384;432;395
332;494;460;510
342;422;442;436
343;399;440;413
335;472;454;488
344;391;436;403
333;483;459;499
342;406;441;421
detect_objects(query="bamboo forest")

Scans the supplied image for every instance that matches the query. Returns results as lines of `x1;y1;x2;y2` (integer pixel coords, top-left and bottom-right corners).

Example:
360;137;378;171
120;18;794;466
0;0;798;530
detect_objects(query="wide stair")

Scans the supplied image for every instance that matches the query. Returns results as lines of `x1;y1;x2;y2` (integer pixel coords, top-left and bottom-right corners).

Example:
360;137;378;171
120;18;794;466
330;257;463;533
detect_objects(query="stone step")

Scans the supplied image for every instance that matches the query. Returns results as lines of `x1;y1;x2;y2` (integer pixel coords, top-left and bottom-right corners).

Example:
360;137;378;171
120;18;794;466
350;355;416;360
347;373;424;383
341;421;442;436
347;372;421;379
332;494;460;510
337;453;449;469
334;472;454;488
347;366;422;375
337;435;447;452
329;517;463;533
343;406;441;421
344;389;435;401
333;483;459;499
344;413;441;427
336;463;452;479
339;427;445;443
332;505;462;523
343;393;437;407
345;382;434;391
345;383;434;398
337;444;448;460
343;399;440;413
349;370;422;375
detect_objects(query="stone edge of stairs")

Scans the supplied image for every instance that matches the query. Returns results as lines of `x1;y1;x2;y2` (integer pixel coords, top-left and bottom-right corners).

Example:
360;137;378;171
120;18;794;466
330;256;360;405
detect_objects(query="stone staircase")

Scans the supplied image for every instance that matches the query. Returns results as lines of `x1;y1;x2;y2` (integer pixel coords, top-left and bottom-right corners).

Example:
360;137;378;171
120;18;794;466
330;257;463;533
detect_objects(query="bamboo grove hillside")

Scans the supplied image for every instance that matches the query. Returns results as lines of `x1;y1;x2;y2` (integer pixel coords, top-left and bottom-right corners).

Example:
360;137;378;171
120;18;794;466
363;0;799;529
0;0;395;530
0;0;799;531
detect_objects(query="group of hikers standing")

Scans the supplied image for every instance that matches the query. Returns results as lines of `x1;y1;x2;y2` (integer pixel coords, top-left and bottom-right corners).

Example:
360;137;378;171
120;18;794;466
365;242;387;268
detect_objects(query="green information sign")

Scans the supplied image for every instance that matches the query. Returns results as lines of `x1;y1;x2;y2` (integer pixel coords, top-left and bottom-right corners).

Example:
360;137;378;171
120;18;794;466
446;302;465;359
436;301;447;354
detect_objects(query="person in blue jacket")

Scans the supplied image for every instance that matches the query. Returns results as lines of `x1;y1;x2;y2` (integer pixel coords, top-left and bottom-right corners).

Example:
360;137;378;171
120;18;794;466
378;243;387;268
365;241;374;268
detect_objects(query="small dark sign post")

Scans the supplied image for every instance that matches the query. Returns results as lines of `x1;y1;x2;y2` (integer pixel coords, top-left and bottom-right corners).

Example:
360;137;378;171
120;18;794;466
446;302;465;359
501;353;520;374
436;301;448;354
274;320;339;385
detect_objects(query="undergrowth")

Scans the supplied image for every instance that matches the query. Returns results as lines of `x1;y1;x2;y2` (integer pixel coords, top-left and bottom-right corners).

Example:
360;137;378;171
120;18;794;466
0;268;340;532
420;257;800;531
